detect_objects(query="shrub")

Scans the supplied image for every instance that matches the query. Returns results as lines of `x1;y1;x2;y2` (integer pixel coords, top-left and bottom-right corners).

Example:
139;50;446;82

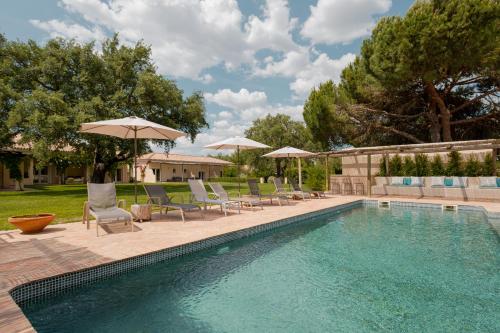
389;154;403;176
402;156;416;176
481;152;496;176
464;155;482;177
305;164;325;191
378;155;387;176
430;155;445;176
446;151;463;176
414;154;430;176
267;176;275;184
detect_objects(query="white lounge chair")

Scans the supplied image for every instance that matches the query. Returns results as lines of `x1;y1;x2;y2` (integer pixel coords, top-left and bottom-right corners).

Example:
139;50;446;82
209;182;264;210
83;183;133;236
188;179;240;216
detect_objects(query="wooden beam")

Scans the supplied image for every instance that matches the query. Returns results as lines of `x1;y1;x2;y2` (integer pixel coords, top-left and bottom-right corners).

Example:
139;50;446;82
367;154;372;197
325;155;329;192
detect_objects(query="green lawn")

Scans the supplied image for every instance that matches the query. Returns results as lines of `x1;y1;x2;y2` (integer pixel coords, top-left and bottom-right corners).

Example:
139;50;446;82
0;182;276;230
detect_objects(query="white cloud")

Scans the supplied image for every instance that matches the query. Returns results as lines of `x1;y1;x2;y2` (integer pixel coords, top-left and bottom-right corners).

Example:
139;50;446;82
30;19;107;43
245;0;299;52
301;0;392;44
290;53;356;98
205;88;267;110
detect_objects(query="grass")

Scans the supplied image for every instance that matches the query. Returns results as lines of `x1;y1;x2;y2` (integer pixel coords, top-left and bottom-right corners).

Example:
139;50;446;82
0;182;276;230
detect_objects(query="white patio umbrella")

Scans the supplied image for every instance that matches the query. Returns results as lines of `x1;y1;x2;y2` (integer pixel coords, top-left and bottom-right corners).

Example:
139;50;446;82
80;116;186;203
262;146;316;187
204;136;270;193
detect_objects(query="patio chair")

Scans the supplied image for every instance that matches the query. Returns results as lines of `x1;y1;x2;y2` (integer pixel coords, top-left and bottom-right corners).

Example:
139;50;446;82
209;182;264;210
83;183;133;236
247;179;288;206
289;179;325;198
188;179;240;216
273;177;308;200
143;184;202;222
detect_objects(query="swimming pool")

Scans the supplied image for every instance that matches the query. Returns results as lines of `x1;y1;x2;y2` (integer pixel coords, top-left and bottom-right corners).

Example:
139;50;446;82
22;205;500;332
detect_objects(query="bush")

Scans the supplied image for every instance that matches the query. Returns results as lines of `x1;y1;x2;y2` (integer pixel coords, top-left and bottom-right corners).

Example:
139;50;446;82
389;154;403;176
430;155;445;176
481;153;496;176
378;155;387;176
446;151;463;176
464;155;482;177
207;176;246;183
267;176;275;184
402;156;416;176
305;164;325;191
414;154;430;176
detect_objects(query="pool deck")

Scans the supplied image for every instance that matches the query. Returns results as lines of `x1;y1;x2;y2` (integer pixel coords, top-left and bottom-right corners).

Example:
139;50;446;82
1;195;500;333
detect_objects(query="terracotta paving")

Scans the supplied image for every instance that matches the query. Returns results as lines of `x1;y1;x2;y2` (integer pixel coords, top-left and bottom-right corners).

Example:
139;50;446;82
1;195;499;332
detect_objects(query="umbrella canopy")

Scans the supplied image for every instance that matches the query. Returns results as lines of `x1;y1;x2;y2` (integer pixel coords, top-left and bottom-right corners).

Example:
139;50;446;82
80;116;186;139
262;146;316;158
204;136;270;193
80;116;186;203
263;146;316;187
204;136;270;150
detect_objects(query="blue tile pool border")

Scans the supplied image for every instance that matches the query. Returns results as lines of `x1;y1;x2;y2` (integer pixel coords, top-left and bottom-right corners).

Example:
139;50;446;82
9;199;497;305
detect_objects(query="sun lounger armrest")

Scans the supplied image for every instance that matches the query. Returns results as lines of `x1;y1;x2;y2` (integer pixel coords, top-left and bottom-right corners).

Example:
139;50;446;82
117;199;126;209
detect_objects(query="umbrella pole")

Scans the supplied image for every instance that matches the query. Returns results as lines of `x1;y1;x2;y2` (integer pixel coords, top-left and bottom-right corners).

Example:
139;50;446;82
237;146;240;195
298;157;302;188
134;128;138;204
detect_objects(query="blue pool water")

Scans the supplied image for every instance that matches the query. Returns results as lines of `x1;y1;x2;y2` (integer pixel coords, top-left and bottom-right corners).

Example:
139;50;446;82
22;206;500;332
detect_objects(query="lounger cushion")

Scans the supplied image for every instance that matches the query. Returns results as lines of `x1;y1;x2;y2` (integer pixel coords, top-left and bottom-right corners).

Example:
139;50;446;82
444;178;453;186
403;177;411;186
88;183;117;211
451;177;467;187
391;177;404;186
478;177;497;188
410;177;424;186
430;176;444;187
89;207;130;221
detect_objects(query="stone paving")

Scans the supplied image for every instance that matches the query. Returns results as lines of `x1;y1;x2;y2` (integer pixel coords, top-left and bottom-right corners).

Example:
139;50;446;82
1;195;499;332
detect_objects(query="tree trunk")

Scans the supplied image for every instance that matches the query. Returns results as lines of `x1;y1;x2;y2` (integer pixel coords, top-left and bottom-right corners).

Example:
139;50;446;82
91;163;107;183
426;82;452;142
426;96;441;142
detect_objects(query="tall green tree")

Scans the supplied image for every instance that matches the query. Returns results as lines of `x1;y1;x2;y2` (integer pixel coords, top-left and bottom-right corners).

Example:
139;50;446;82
303;0;499;147
243;114;320;177
2;35;208;182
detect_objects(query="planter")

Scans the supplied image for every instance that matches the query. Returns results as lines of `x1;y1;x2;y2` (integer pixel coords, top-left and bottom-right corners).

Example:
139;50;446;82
8;214;55;233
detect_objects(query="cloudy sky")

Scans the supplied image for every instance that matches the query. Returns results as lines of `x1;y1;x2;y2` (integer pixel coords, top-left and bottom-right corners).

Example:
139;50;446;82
1;0;414;155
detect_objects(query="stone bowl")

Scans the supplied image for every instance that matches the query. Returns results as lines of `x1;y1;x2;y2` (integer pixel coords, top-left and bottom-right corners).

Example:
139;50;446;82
8;214;55;233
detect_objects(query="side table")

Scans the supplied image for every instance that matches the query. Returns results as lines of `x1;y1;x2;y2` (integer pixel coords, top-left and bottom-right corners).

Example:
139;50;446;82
131;204;152;222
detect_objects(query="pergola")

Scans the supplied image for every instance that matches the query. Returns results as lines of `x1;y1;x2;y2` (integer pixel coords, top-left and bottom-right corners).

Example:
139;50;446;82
320;139;500;197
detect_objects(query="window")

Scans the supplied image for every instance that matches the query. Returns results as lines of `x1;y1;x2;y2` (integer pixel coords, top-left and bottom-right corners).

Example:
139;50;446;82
173;168;176;174
220;171;223;177
23;160;30;179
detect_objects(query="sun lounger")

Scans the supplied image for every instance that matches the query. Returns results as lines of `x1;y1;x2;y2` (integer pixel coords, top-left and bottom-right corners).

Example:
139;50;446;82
83;182;133;236
209;182;264;210
247;179;288;206
144;184;202;222
188;179;240;215
273;177;308;200
289;179;325;198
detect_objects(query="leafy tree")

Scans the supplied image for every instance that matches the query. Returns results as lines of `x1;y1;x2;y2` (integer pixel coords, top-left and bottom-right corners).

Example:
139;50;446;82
2;35;208;182
414;154;430;176
303;0;499;146
1;153;23;190
464;155;482;177
402;156;416;176
481;152;496;176
378;155;388;176
446;151;463;176
305;163;325;191
389;154;403;176
244;114;320;177
430;155;445;176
